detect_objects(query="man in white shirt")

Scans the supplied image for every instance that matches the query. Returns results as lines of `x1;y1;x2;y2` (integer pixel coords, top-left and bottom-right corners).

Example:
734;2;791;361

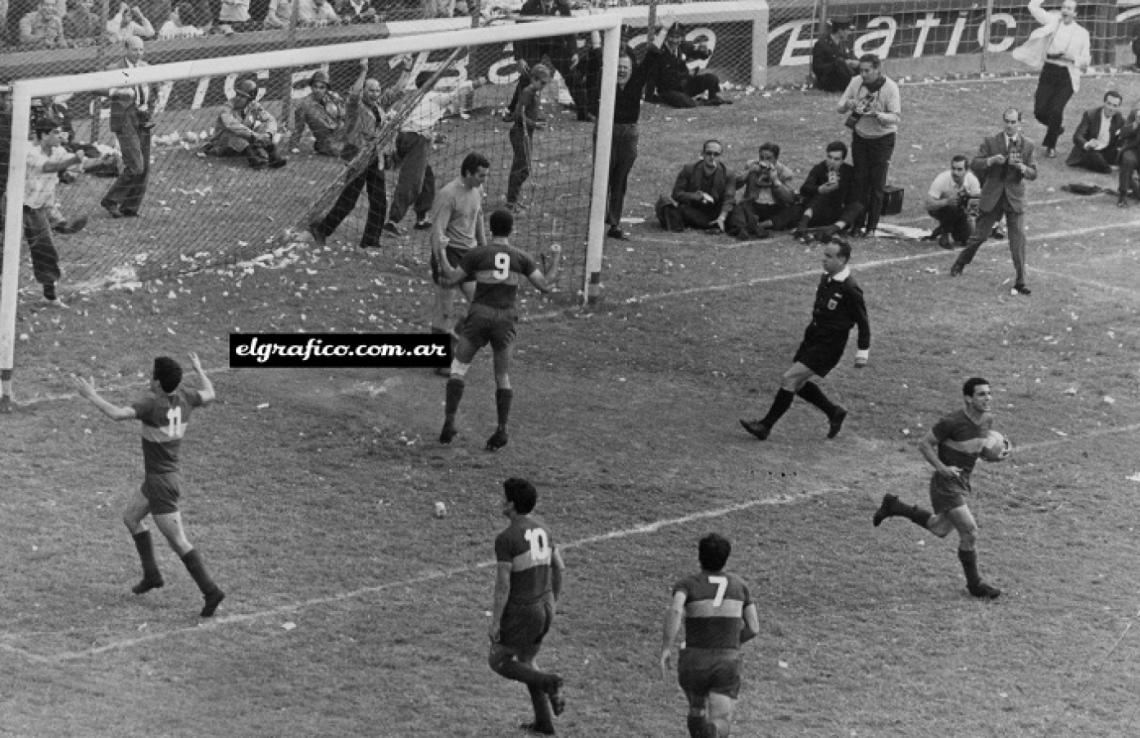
1026;0;1091;158
21;117;111;306
926;155;982;249
1065;91;1124;173
385;75;450;235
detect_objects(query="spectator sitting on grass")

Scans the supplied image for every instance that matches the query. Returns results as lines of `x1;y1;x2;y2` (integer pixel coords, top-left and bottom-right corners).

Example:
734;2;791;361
727;142;796;239
646;22;730;108
655;138;734;233
790;140;863;242
204;79;288;169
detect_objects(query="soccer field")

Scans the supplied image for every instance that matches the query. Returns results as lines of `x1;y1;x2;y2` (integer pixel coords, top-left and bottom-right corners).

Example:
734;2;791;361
4;73;1140;736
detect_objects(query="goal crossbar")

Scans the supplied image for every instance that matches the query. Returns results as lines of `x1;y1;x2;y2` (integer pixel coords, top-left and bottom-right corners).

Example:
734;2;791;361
1;13;624;377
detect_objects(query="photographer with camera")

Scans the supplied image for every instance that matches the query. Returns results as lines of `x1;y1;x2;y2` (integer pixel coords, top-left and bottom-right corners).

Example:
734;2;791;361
790;140;863;242
950;108;1038;296
926;155;981;250
837;53;900;238
726;142;796;240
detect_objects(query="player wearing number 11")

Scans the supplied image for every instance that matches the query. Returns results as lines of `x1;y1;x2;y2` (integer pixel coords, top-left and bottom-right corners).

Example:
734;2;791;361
74;354;226;617
489;478;567;736
661;533;760;738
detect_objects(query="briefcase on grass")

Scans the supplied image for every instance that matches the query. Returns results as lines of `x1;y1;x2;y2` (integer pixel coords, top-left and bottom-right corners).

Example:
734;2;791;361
880;185;904;216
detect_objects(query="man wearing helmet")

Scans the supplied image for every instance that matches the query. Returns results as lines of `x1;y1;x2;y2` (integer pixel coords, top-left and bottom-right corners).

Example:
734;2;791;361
290;70;345;157
204;78;288;169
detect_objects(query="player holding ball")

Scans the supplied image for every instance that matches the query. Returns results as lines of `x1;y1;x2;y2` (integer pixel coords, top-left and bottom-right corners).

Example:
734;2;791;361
872;377;1008;600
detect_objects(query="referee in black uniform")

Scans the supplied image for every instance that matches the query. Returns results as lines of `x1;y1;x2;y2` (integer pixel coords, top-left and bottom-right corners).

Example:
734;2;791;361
741;239;871;440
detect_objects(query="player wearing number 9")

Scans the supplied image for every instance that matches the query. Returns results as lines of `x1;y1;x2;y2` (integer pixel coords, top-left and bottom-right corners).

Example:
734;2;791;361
74;353;226;618
661;533;760;738
436;209;560;452
489;478;567;736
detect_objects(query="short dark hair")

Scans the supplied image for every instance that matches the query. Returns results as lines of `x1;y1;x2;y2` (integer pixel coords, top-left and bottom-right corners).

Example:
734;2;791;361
460;152;490;177
1105;90;1123;104
858;53;881;68
153;356;183;393
825;140;847;159
504;477;537;514
951;154;969;166
759;142;780;160
833;238;852;261
963;377;990;397
702;138;722;153
698;533;731;571
489;209;514;237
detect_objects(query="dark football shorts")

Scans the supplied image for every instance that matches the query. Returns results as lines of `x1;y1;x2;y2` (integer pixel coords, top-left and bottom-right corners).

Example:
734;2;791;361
678;648;742;700
458;303;518;359
793;336;845;377
141;473;181;515
929;472;971;513
430;246;474;286
499;601;553;658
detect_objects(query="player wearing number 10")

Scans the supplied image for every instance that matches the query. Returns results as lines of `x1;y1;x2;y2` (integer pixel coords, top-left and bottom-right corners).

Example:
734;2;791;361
74;354;226;617
489;478;567;736
661;533;760;738
437;209;560;451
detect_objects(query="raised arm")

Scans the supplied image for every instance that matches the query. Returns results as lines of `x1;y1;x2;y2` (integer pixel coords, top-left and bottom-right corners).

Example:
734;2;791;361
188;352;216;404
74;376;137;421
526;244;561;293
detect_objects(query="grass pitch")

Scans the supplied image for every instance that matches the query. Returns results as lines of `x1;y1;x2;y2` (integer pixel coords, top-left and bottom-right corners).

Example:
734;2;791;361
4;72;1140;736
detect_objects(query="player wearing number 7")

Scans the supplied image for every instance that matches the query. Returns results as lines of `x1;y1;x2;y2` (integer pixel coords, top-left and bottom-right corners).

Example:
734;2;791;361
489;478;567;736
74;353;226;617
436;209;560;451
661;533;760;738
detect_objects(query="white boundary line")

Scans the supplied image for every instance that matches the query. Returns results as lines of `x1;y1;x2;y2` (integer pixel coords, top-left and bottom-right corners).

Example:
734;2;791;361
8;420;1140;663
9;486;840;663
11;218;1140;408
617;219;1140;306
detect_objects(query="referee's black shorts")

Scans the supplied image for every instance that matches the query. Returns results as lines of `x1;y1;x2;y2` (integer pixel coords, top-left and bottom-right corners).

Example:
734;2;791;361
793;336;845;377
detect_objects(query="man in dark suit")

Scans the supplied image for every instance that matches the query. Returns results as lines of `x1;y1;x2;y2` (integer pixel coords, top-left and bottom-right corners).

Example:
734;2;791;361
791;140;863;240
1065;91;1124;174
655;139;734;232
811;17;859;92
101;36;153;218
951;108;1038;296
646;22;729;108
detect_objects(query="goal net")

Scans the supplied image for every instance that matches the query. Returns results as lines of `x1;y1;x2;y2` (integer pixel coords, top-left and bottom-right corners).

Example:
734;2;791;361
0;14;624;399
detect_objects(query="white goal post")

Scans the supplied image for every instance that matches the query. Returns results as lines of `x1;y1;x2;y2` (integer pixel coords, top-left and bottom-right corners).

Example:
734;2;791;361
0;13;624;399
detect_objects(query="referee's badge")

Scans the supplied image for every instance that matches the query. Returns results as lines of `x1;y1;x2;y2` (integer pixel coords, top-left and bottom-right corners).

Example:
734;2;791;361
827;298;839;310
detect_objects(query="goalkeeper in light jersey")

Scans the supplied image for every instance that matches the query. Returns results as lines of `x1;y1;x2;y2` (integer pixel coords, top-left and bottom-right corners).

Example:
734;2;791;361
435;209;559;451
872;377;1003;600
